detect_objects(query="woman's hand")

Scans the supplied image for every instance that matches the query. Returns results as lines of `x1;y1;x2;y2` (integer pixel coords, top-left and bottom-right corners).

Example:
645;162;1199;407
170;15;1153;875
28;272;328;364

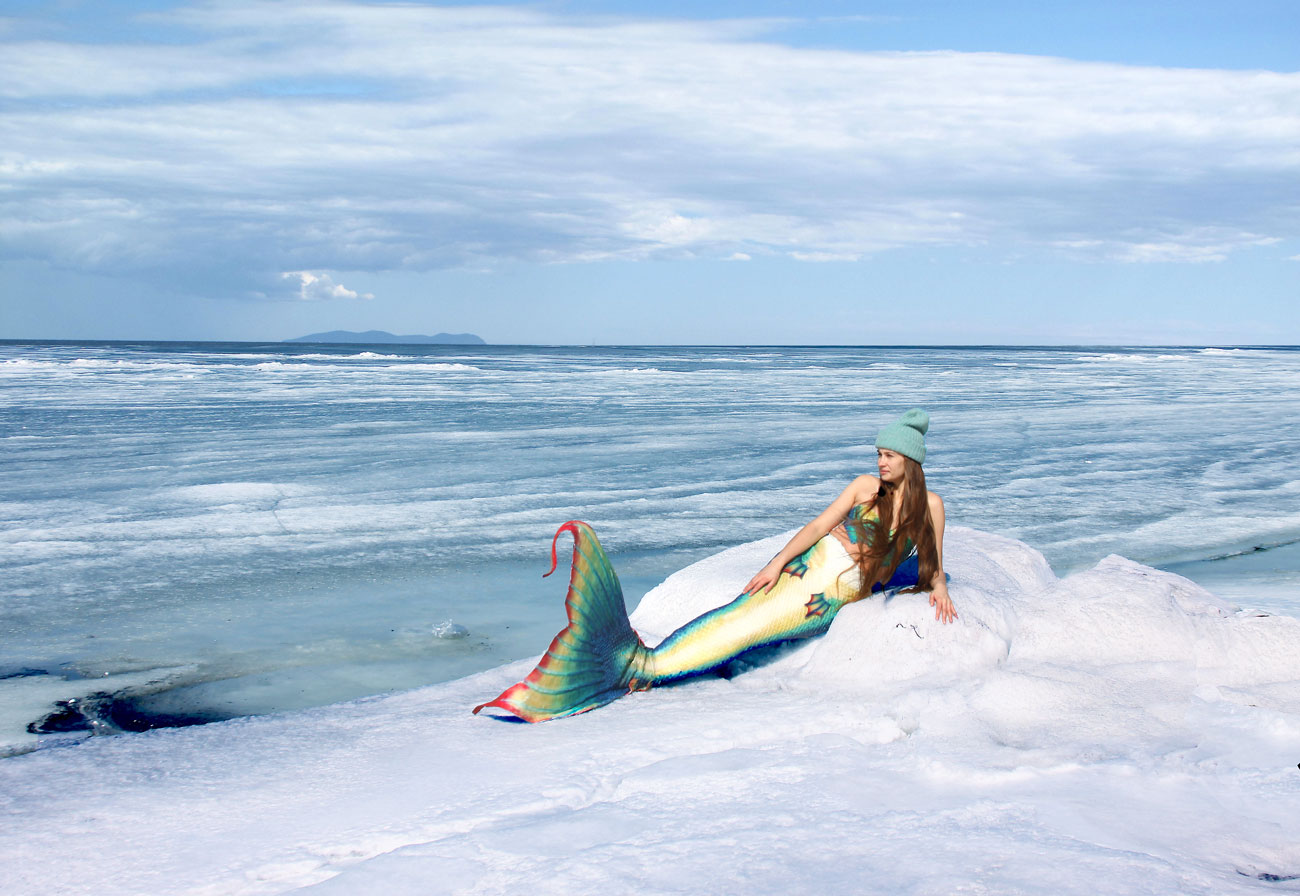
742;560;783;595
929;581;957;624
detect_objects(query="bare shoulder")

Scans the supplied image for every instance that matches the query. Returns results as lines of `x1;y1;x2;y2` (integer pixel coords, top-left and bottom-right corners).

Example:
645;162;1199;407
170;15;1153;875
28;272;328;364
927;491;945;515
852;474;881;503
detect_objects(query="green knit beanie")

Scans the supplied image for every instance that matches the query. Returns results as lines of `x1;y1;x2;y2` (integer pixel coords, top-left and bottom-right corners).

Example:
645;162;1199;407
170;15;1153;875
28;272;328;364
875;409;929;465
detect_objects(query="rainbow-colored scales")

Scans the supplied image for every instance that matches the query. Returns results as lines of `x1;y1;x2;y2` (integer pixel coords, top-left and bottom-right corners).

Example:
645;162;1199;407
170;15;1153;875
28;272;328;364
473;516;919;722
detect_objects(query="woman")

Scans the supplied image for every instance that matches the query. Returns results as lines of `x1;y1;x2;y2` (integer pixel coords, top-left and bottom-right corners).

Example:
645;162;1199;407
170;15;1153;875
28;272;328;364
474;409;955;722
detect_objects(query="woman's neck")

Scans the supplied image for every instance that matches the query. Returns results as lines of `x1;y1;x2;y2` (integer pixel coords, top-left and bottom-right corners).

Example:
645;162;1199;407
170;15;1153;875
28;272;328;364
880;481;906;523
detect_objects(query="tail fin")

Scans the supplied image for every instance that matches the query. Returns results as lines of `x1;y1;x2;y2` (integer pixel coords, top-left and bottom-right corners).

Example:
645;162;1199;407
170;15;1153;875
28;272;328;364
473;521;645;722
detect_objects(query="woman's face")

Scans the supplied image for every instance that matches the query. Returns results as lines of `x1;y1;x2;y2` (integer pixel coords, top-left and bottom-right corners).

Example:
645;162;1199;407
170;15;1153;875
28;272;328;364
877;449;906;484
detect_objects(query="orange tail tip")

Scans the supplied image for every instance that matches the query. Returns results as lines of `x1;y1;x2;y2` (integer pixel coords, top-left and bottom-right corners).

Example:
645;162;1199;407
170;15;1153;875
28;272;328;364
473;683;540;721
543;519;590;578
472;686;605;723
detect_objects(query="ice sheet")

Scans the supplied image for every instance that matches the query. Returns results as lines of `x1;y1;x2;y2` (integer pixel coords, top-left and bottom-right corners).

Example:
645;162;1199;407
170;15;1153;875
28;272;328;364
1;528;1297;896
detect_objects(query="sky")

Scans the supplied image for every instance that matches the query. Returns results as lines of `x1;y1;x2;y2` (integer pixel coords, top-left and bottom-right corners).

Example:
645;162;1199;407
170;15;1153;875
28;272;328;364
1;0;1297;345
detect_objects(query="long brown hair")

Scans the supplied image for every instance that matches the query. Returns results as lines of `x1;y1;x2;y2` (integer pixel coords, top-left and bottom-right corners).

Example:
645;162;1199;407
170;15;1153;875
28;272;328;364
847;457;939;598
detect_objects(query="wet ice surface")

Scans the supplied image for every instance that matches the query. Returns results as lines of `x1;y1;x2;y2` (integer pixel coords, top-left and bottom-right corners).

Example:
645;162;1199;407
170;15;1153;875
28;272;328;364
1;529;1297;896
2;342;1299;755
1162;539;1300;616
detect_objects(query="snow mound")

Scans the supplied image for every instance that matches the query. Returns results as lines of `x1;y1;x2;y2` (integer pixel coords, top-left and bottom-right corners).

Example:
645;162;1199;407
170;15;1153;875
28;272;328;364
791;526;1051;686
633;527;1298;702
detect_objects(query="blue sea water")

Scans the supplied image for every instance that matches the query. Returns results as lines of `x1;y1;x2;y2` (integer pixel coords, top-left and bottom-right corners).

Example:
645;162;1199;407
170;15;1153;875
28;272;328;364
2;341;1299;753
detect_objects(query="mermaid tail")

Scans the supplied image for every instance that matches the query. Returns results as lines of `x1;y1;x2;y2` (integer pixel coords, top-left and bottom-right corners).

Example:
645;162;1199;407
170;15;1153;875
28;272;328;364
474;522;920;722
645;536;859;681
472;521;650;721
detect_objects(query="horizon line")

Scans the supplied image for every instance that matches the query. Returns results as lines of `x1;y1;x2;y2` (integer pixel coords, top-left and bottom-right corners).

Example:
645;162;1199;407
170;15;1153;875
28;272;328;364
3;338;1298;351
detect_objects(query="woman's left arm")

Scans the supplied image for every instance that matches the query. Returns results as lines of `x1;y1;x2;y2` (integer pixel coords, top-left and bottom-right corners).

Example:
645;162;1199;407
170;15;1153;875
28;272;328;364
928;493;957;624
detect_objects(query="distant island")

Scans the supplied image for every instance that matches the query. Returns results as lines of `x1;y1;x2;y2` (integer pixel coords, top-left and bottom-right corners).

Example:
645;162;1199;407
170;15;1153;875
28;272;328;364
284;329;485;345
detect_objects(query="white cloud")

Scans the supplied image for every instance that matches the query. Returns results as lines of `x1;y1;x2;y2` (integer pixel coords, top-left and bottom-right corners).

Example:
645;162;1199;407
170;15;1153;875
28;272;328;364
1;3;1298;299
280;271;373;301
1055;232;1280;264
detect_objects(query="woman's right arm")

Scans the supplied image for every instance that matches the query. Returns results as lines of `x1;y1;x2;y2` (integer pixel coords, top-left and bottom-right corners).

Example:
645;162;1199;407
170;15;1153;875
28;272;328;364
741;475;879;595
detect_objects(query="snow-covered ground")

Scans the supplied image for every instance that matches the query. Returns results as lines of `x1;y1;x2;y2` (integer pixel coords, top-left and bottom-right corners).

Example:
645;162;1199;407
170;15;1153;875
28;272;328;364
2;528;1298;895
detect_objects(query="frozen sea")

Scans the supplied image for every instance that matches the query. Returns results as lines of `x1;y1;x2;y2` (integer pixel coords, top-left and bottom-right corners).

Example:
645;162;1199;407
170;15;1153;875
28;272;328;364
2;341;1299;754
2;341;1299;895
